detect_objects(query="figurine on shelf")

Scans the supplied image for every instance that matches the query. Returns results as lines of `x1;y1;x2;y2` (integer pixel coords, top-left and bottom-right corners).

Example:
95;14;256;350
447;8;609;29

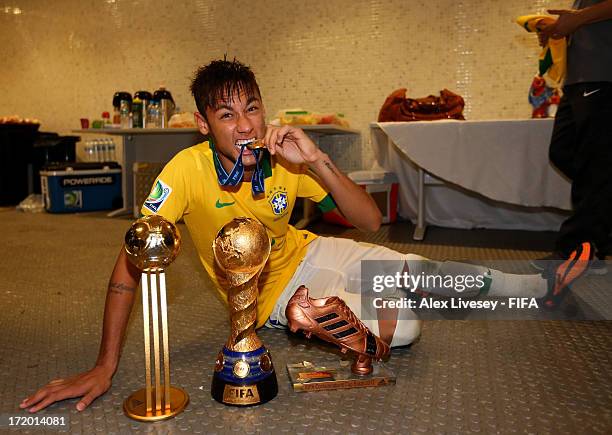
528;75;553;118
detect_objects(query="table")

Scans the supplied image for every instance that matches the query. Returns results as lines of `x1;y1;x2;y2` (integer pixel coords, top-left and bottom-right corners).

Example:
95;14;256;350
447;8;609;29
73;128;204;216
292;125;361;228
371;120;571;240
75;125;360;222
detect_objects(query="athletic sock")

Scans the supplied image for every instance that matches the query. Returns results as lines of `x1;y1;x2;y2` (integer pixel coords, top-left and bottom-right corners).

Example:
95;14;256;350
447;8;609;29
485;269;548;298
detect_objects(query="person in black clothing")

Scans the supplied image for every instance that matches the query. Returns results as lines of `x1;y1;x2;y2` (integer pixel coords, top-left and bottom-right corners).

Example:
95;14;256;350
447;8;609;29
531;0;612;274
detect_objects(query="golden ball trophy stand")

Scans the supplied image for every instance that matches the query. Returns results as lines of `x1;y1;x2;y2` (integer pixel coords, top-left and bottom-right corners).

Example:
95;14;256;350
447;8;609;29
123;215;189;421
211;217;278;406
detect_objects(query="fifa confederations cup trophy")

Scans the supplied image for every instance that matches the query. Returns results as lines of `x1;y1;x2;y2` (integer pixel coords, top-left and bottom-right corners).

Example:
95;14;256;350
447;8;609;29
211;217;278;406
123;215;189;421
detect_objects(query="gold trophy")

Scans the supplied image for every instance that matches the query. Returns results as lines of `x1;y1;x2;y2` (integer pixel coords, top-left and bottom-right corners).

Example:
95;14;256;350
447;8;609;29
123;215;189;421
211;217;278;406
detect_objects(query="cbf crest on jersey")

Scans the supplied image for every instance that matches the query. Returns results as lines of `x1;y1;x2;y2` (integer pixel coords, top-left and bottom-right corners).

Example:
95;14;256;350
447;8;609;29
268;186;289;216
144;179;172;212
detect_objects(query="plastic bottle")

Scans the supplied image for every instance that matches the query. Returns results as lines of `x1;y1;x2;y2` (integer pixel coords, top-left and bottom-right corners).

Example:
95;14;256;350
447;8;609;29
120;100;132;128
106;139;114;161
146;100;161;128
153;86;175;128
101;139;108;161
97;139;104;162
108;139;116;161
112;107;121;126
100;140;108;162
132;97;143;128
134;91;152;128
89;140;96;162
90;139;98;162
84;141;94;162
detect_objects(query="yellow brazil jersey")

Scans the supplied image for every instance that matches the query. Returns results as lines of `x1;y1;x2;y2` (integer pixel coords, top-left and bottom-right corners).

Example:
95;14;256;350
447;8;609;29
141;140;335;328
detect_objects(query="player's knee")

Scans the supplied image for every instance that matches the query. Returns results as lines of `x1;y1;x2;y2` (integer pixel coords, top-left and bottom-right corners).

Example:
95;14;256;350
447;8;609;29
405;254;427;262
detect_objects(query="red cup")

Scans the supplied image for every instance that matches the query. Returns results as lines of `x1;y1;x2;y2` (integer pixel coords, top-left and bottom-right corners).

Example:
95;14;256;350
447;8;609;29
80;118;89;129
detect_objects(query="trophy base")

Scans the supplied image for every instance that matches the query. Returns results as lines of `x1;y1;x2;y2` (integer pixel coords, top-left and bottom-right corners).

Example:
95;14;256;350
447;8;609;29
211;373;278;406
123;386;189;422
287;360;396;392
211;346;278;406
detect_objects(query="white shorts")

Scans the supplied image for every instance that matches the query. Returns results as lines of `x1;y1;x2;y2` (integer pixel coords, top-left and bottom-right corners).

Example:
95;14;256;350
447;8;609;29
266;236;424;347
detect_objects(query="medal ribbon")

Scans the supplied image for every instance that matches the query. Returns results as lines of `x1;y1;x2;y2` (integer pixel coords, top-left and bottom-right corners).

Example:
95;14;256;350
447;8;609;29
211;141;265;195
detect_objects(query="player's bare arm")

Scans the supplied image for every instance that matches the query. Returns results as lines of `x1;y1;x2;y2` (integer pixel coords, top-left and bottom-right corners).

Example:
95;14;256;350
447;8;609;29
20;249;140;413
96;249;140;370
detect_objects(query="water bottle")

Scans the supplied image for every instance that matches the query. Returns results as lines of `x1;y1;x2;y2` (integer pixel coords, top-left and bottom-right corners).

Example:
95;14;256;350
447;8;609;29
84;141;95;162
112;107;121;126
90;140;97;162
101;139;108;161
132;97;143;128
146;100;161;128
108;139;116;162
106;139;114;161
134;90;152;128
153;86;175;128
120;100;132;128
100;140;108;162
90;139;98;162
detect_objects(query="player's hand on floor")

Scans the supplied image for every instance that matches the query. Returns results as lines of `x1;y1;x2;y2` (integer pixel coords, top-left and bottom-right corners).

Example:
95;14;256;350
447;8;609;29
19;365;113;412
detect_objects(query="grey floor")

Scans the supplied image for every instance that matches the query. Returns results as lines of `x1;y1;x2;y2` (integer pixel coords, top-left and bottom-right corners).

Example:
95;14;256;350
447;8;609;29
0;210;610;434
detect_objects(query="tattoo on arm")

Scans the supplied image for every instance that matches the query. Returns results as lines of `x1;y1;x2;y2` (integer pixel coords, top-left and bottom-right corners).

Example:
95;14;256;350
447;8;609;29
323;160;338;177
109;282;136;295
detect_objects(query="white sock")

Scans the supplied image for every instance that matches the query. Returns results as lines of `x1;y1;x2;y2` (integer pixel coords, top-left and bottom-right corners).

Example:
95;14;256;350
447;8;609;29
485;269;548;298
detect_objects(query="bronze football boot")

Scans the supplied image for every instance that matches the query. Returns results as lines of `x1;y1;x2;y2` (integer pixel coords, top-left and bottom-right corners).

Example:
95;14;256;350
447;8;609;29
285;285;390;375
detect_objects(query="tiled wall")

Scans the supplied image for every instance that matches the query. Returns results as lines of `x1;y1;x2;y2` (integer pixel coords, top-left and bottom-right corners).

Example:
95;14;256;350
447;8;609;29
1;0;568;167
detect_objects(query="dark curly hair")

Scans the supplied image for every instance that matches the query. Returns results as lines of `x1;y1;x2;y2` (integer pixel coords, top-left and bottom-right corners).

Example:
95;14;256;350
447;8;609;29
190;57;261;118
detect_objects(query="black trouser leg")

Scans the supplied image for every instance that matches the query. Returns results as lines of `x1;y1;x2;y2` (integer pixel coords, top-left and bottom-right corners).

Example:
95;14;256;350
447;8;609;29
549;92;576;180
553;82;612;258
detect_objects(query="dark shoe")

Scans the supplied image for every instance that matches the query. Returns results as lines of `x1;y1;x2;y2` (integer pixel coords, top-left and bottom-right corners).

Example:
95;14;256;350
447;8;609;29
529;252;564;271
531;251;607;276
540;242;594;309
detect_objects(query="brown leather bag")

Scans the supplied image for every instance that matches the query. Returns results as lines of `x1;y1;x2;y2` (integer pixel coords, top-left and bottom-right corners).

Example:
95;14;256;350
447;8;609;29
378;88;465;122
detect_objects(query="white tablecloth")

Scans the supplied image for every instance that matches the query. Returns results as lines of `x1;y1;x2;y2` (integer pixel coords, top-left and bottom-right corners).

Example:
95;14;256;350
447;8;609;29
371;120;572;231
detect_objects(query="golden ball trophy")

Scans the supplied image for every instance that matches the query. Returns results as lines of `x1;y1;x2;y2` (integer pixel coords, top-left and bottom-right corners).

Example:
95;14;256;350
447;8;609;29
211;217;278;406
123;215;189;421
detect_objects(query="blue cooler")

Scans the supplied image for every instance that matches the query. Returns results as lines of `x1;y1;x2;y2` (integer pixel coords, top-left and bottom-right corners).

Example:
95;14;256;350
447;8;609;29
40;162;122;213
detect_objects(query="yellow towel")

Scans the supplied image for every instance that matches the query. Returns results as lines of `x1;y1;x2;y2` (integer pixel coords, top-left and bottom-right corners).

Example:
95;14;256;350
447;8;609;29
517;14;567;84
